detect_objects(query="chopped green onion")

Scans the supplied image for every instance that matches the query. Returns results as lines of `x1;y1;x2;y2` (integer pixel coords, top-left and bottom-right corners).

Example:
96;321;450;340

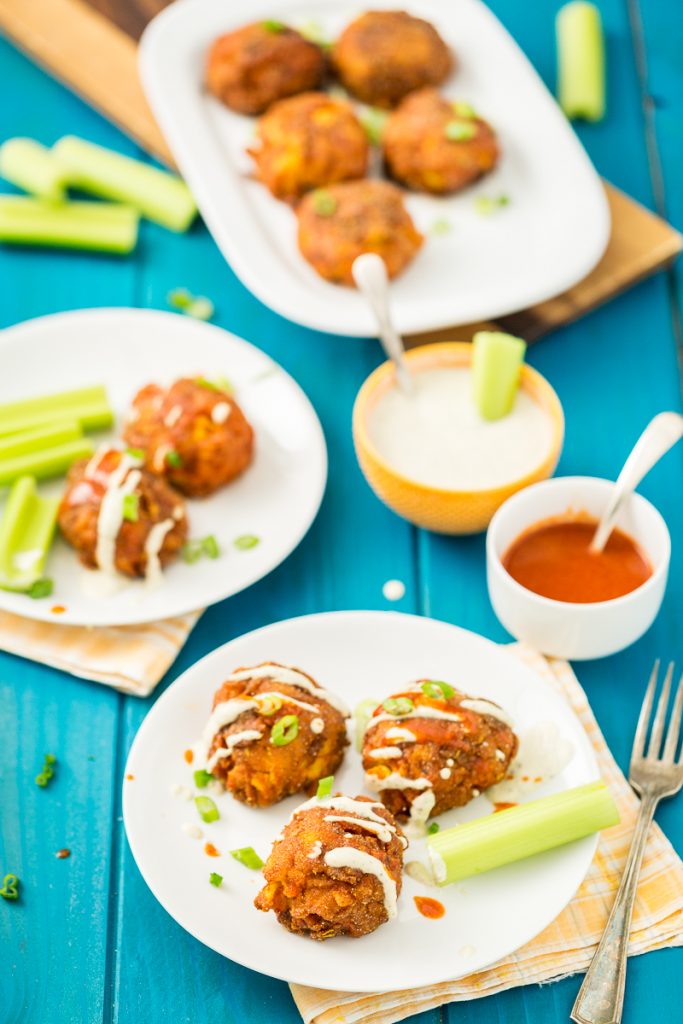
181;535;221;564
256;694;283;716
0;438;94;487
451;101;477;119
312;190;337;217
430;218;451;236
168;290;214;321
474;194;510;217
556;2;605;122
167;288;193;310
45;753;56;765
472;330;527;421
354;698;379;750
122;493;139;523
359;107;389;146
0;477;59;592
35;752;57;787
202;535;220;558
52;136;197;232
0;138;68;201
0;384;112;438
317;775;334;799
427;821;440;835
195;795;220;823
194;769;214;788
209;872;223;887
270;714;299;746
383;697;415;716
195;376;233;395
28;578;53;600
296;19;332;48
126;447;145;460
428;780;619;885
230;846;264;870
165;450;183;468
233;534;260;551
0;874;19;900
0;197;139;253
262;19;286;33
421;680;455;700
444;121;477;142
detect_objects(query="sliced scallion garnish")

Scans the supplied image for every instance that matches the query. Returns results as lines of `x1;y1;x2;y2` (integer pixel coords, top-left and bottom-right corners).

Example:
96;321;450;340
451;101;477;119
230;846;264;870
195;375;233;395
383;697;414;716
181;535;221;564
256;694;283;716
122;493;139;523
35;752;57;787
474;195;510;217
444;120;477;142
421;680;455;700
194;769;213;788
312;190;337;217
262;18;286;33
233;534;260;551
359;107;388;146
126;446;145;460
0;874;20;900
270;714;299;746
316;775;334;799
28;578;54;599
209;872;223;887
165;450;183;468
427;821;440;835
195;795;220;823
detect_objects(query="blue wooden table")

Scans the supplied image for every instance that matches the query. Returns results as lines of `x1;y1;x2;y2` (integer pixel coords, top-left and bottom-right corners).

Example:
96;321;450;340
1;2;682;1022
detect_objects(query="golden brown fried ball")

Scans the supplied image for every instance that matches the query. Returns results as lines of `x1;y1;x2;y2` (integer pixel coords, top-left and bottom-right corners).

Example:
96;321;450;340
123;378;253;499
383;88;499;194
248;92;369;201
206;21;326;115
58;448;188;578
297;179;423;285
204;663;349;807
332;10;453;108
362;681;518;819
255;794;405;939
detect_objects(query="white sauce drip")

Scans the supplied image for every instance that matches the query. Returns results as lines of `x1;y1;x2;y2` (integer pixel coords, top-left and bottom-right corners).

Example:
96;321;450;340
487;722;575;803
366;706;463;732
201;698;257;751
92;453;142;574
310;717;325;734
164;404;182;427
224;664;349;716
384;727;417;743
368;366;553;490
405;789;436;838
324;816;395;843
307;841;322;859
324;848;398;919
211;402;231;424
368;746;403;759
440;767;452;779
206;729;263;771
181;823;203;839
404;860;436;887
382;578;405;601
144;518;174;588
365;772;432;792
460;698;514;728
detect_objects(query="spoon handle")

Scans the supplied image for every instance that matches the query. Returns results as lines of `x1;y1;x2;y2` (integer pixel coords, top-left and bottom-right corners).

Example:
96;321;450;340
591;412;683;553
352;254;414;395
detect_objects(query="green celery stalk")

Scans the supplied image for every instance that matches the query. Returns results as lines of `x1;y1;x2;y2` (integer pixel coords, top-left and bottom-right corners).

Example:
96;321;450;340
0;386;113;437
53;136;197;232
0;420;82;460
0;438;94;487
428;780;619;885
556;2;606;122
0;138;68;201
0;197;139;253
471;330;527;421
0;476;59;590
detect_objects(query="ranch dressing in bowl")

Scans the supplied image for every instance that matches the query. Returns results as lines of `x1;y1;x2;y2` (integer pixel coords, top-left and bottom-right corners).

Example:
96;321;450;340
367;366;554;491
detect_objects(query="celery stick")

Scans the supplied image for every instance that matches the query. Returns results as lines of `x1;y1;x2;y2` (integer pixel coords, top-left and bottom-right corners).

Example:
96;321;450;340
53;136;197;232
0;438;94;487
428;780;619;885
0;138;68;201
0;476;59;590
0;197;139;253
0;421;81;460
0;386;113;437
556;2;605;122
471;330;527;421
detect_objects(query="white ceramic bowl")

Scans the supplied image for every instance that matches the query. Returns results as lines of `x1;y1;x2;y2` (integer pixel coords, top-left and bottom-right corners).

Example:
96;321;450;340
486;476;671;660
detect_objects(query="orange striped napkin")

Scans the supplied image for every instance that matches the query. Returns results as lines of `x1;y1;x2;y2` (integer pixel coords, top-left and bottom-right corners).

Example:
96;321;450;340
0;608;201;695
290;646;683;1024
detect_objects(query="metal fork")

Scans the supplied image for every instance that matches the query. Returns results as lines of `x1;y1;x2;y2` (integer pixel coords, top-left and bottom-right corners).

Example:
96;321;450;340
571;661;683;1024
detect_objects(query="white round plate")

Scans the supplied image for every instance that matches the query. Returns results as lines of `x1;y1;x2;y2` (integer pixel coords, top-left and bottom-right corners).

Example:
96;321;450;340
0;309;327;626
124;611;599;992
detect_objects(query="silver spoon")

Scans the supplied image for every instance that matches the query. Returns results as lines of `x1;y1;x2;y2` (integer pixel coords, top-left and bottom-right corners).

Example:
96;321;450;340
590;411;683;553
352;253;414;395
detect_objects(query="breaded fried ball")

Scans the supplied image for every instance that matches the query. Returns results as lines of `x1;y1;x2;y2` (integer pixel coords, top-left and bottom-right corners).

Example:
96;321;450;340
297;180;423;285
58;447;188;578
384;88;499;194
123;378;253;498
248;92;369;201
255;793;405;939
332;10;453;108
206;21;326;115
362;680;518;821
201;663;350;807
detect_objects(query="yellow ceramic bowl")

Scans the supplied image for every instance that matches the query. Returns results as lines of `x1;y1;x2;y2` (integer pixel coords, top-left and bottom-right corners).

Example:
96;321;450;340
352;342;565;535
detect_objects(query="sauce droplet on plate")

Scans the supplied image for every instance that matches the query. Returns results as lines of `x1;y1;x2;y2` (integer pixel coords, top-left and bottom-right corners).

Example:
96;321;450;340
183;749;194;764
414;896;445;919
493;801;518;813
204;842;220;857
50;605;67;615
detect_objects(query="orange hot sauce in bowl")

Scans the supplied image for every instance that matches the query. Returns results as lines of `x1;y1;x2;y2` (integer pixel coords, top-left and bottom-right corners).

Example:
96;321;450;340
502;518;652;603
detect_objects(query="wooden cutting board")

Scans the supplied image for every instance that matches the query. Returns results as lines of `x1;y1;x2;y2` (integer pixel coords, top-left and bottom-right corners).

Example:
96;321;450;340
1;0;681;343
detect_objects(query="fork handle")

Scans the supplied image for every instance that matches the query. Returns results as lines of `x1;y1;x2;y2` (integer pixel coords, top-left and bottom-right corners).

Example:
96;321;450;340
571;793;658;1024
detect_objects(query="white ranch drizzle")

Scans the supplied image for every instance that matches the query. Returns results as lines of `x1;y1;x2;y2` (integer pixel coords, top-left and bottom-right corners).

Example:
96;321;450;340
460;698;514;728
307;841;322;859
384;727;417;743
224;664;350;716
92;452;142;574
164;404;183;427
144;519;174;587
406;790;436;838
211;402;231;424
323;816;395;844
201;698;257;750
310;717;325;734
324;848;398;919
365;772;432;792
206;729;263;771
368;746;403;760
365;706;464;732
292;794;388;825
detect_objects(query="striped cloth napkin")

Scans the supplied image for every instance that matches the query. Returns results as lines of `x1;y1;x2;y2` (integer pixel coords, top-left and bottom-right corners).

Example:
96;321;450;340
0;608;201;695
290;646;683;1024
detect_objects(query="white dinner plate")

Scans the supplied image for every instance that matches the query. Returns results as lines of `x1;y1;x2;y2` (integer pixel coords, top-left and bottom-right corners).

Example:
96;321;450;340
123;611;599;992
139;0;610;337
0;308;327;626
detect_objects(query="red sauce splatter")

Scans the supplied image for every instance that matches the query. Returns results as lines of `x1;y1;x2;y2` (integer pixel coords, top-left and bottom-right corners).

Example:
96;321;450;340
204;843;220;857
126;774;135;780
50;605;67;615
493;802;518;813
183;749;194;764
414;896;445;919
56;848;71;859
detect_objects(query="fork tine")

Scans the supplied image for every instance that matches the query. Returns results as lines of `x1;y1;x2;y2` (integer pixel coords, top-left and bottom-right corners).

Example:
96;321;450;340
632;660;659;762
664;670;683;762
647;661;674;758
